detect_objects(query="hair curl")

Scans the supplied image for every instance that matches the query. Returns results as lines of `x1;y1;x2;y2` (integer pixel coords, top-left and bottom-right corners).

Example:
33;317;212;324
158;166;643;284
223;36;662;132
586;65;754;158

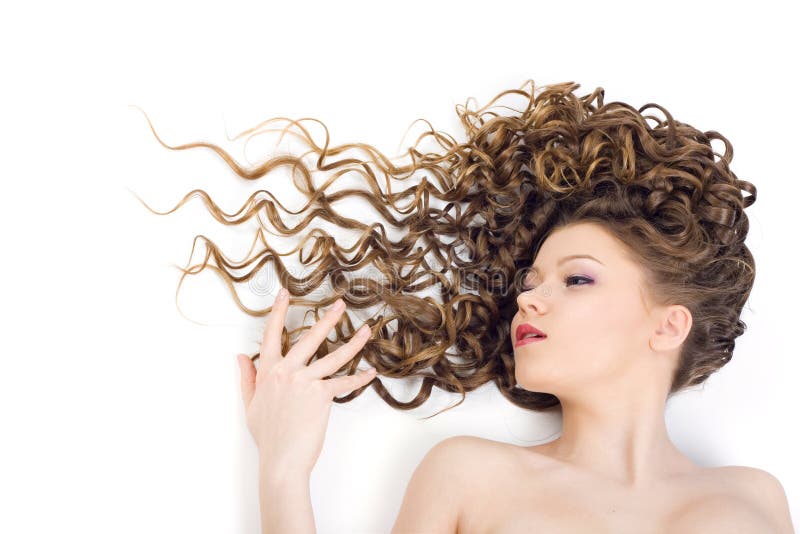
132;79;756;419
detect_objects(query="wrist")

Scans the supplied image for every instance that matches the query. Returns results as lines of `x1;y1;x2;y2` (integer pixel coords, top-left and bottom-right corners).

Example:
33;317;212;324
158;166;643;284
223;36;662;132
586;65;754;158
258;457;312;484
256;459;316;534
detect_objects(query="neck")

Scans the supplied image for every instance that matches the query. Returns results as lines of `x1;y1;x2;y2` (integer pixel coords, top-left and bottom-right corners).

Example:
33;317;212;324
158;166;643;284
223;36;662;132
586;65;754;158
533;381;697;489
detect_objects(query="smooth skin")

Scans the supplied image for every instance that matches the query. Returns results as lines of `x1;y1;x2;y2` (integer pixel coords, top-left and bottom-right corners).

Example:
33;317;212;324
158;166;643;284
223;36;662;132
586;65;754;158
235;286;376;479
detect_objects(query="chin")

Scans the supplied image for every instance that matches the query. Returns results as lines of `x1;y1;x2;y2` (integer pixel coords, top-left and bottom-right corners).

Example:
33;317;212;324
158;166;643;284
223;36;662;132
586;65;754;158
513;360;561;393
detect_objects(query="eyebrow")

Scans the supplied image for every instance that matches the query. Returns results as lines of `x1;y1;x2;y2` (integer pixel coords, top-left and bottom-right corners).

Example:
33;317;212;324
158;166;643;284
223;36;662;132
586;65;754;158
529;254;604;276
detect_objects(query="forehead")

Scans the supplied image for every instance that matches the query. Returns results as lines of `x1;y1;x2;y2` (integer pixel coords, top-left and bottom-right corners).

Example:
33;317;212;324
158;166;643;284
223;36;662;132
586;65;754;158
536;222;618;256
529;223;625;271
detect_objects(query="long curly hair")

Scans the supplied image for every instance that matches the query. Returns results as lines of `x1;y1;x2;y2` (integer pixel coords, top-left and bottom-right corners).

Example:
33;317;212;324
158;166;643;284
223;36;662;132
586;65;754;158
132;80;756;419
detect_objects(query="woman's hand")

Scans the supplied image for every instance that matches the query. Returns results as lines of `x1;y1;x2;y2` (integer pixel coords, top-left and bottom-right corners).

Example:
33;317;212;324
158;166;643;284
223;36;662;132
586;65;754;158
235;287;376;479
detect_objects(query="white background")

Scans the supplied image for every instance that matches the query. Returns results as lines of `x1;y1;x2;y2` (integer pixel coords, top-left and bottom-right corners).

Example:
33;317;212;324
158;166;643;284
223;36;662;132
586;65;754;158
1;1;797;532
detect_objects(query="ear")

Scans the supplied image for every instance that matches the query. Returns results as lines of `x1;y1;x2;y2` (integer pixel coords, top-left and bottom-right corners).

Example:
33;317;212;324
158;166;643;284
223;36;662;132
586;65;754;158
650;304;692;352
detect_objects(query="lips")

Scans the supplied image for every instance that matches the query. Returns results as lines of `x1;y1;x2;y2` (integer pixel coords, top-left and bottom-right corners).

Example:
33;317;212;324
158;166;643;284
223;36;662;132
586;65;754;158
515;323;547;344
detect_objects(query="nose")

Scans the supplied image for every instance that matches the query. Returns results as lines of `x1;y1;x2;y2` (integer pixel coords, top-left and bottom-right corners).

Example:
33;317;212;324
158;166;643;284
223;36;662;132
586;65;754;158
516;284;551;316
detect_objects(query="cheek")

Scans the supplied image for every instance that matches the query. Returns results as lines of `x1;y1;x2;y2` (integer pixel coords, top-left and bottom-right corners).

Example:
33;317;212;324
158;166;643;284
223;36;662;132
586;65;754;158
563;294;643;358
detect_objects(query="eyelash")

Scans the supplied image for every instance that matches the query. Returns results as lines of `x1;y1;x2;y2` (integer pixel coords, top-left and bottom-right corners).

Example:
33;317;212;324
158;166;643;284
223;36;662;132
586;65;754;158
520;275;593;292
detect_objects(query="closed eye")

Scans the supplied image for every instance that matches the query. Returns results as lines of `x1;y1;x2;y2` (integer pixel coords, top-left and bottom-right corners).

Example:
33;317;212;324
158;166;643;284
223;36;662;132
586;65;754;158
520;275;593;292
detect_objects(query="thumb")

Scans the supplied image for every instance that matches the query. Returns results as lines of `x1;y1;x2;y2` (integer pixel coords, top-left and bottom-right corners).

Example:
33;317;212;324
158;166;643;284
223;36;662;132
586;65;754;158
236;354;256;406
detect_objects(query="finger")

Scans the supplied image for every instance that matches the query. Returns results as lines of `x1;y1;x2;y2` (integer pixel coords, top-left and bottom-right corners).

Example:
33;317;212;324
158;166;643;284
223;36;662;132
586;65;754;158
236;353;256;406
325;367;377;398
286;298;346;365
306;323;372;379
260;286;290;365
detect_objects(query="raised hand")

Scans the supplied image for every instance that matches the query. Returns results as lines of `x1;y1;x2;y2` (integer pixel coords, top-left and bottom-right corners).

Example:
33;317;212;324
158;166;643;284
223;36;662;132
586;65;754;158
235;287;376;479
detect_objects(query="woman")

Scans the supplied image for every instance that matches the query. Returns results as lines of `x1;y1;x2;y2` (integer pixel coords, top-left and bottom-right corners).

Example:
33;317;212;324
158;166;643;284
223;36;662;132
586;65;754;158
137;80;793;532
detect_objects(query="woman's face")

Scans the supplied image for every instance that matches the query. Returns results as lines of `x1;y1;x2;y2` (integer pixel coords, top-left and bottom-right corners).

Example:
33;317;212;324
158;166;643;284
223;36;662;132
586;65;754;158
510;222;659;395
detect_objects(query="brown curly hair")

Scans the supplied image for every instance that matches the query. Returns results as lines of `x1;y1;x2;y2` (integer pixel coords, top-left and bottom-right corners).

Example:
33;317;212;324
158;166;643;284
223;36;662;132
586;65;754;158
131;79;756;419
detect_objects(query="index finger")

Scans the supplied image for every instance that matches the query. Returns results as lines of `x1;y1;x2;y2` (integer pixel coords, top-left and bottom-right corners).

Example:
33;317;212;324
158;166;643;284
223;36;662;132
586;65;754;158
260;286;290;364
286;297;346;365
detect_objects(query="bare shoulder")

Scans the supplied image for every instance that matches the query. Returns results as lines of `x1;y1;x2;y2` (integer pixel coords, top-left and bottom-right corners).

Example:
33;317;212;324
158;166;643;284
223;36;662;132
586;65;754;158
430;435;516;473
389;436;488;534
431;435;508;459
436;434;507;453
437;435;528;470
427;435;493;460
670;466;795;534
724;466;794;533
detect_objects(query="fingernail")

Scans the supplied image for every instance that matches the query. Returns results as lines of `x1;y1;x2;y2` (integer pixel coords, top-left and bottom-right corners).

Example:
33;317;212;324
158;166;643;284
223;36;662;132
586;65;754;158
333;298;345;311
357;324;370;337
278;288;288;300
